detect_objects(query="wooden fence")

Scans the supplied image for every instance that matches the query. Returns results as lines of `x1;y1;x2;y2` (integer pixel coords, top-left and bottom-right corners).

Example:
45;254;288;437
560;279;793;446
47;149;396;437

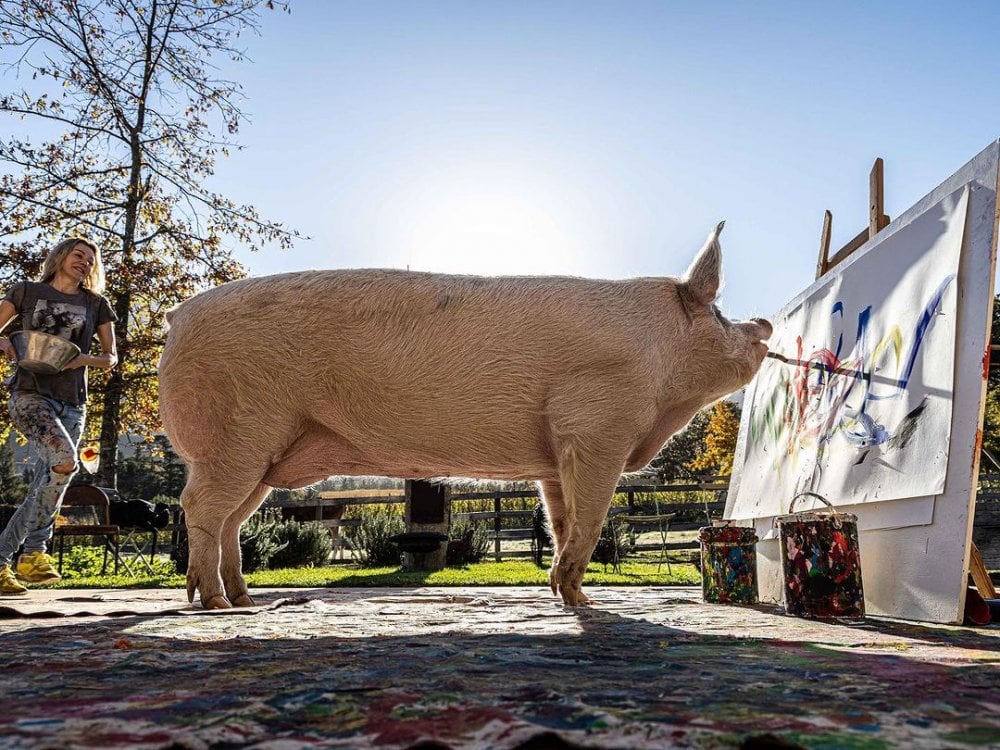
974;474;1000;568
271;478;729;562
271;474;1000;567
120;473;1000;570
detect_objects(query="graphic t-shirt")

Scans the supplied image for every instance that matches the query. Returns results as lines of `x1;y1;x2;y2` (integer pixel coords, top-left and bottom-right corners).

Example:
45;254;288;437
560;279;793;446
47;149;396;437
3;281;117;405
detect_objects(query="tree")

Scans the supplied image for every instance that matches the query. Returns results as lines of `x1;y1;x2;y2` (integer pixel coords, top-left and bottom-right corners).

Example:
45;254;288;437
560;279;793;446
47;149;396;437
981;293;1000;474
688;400;742;477
648;407;711;482
0;0;299;486
0;436;28;505
116;434;187;500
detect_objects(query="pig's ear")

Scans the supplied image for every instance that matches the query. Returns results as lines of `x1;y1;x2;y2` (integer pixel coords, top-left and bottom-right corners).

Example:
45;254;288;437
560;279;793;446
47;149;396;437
683;221;724;305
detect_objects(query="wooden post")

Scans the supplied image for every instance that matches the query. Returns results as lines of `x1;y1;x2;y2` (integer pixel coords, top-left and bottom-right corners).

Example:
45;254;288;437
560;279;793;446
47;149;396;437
401;479;449;571
816;210;833;280
819;158;891;278
493;492;502;562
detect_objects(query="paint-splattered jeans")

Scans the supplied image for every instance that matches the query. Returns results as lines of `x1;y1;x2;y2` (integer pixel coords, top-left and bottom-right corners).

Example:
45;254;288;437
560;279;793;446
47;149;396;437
0;392;84;566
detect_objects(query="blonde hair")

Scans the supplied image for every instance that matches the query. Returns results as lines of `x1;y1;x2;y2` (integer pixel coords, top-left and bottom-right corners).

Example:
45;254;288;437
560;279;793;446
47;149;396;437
39;237;107;295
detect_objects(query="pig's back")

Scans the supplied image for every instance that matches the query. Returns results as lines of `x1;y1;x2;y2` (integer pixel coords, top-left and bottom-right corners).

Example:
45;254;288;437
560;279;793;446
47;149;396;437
160;269;666;462
165;268;657;360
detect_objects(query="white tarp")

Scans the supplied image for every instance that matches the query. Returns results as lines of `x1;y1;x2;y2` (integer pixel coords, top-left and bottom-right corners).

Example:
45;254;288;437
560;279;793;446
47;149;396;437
730;184;970;518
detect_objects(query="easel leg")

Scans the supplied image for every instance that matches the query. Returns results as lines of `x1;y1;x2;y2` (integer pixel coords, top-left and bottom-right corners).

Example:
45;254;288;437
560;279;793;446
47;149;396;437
969;542;997;599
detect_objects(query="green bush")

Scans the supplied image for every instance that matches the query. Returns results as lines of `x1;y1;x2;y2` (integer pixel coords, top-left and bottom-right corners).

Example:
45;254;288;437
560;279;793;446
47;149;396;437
57;542;175;578
54;544;106;578
269;519;333;569
240;508;287;573
591;516;632;572
346;506;404;567
447;518;490;566
170;508;316;574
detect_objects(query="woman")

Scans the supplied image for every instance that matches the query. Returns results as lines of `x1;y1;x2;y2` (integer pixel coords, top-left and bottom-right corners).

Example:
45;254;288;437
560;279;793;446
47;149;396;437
0;237;117;595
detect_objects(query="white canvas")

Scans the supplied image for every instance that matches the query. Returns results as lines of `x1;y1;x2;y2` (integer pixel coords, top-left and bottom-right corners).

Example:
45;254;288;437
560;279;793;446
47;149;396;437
731;185;970;519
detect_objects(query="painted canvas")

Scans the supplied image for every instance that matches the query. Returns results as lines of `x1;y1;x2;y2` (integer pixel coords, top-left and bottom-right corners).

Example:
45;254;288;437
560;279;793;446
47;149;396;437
731;185;970;518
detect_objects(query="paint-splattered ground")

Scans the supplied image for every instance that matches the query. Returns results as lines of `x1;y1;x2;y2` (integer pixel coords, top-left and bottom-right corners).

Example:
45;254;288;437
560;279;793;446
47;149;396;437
1;586;998;749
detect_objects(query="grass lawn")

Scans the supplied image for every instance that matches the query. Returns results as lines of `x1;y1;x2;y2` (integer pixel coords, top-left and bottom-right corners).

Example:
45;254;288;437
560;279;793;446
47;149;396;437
40;559;702;591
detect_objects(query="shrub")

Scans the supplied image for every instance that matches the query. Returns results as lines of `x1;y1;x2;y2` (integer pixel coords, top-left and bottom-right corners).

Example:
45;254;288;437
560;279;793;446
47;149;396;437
447;518;490;566
269;519;333;569
346;506;404;567
151;494;180;507
240;508;287;573
55;544;107;578
591;517;632;572
169;507;289;575
57;541;175;578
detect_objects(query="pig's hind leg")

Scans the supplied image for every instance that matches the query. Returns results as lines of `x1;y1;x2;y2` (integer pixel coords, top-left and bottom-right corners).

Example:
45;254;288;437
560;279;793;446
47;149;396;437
219;482;272;606
182;463;267;609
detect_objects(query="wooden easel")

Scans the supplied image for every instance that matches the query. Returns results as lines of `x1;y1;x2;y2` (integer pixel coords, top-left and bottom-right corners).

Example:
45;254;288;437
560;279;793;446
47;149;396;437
815;158;890;279
816;158;998;601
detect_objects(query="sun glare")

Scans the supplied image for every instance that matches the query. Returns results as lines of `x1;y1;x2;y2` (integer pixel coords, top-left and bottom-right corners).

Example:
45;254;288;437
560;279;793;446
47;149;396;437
403;192;582;277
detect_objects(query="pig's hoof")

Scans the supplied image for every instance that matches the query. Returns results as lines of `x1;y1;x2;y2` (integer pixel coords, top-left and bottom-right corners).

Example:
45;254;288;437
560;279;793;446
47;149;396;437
556;580;592;607
202;594;232;610
558;585;580;607
550;558;588;606
231;594;255;607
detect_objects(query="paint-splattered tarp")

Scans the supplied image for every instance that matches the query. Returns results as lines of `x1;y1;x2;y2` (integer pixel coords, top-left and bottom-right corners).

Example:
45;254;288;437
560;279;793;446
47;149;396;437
1;587;998;749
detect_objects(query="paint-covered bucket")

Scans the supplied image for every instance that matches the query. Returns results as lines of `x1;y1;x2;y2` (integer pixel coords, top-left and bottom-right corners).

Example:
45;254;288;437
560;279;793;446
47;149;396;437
698;523;759;604
776;492;865;619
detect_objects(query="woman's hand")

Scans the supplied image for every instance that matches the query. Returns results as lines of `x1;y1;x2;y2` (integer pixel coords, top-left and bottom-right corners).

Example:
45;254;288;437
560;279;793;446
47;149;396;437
0;337;14;362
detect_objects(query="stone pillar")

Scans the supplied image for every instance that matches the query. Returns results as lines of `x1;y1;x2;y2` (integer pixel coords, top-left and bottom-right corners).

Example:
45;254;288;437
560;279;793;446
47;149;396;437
400;479;450;571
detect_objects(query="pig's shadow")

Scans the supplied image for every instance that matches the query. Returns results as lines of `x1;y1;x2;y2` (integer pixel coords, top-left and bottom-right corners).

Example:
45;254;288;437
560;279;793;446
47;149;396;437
2;586;998;750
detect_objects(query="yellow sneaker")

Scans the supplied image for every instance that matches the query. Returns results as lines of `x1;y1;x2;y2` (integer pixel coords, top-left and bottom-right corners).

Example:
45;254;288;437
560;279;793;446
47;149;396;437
1;564;28;595
16;551;62;583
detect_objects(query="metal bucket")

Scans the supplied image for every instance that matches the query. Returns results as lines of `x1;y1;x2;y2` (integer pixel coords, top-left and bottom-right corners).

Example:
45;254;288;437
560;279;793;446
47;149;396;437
10;330;81;374
776;492;864;619
699;523;758;604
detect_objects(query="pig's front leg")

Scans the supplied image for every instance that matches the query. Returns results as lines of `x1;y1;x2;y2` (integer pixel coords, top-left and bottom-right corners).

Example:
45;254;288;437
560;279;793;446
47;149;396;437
548;452;622;606
219;483;272;607
539;480;569;561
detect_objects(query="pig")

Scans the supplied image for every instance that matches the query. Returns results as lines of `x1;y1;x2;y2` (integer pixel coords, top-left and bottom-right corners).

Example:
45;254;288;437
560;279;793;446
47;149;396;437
159;222;772;609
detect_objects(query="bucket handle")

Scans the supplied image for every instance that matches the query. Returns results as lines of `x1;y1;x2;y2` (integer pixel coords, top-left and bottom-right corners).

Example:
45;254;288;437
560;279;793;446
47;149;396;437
788;491;836;514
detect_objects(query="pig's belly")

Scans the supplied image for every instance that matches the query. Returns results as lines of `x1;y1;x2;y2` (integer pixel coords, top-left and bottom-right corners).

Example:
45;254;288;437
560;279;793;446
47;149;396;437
265;419;561;487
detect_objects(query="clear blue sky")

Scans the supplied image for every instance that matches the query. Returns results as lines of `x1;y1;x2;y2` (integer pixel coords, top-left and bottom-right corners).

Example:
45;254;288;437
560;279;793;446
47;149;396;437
209;0;1000;322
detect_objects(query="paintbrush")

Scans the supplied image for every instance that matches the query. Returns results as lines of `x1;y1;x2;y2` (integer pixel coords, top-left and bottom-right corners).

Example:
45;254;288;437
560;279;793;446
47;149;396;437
765;351;862;378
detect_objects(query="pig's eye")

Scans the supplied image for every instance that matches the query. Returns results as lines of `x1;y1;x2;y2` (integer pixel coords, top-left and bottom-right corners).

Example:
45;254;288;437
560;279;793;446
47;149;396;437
711;305;730;327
